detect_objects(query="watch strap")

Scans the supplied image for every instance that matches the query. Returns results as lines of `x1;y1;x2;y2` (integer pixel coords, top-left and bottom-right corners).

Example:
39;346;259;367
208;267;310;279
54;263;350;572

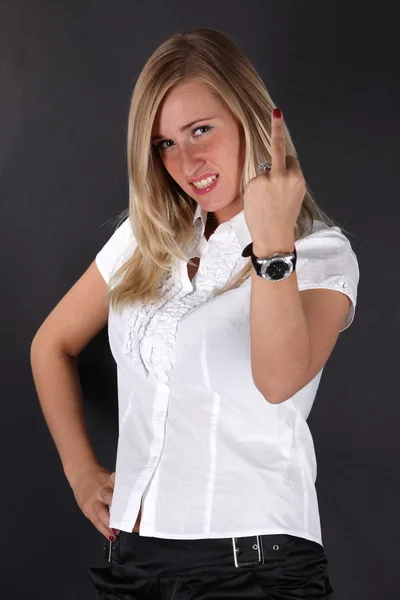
242;242;297;264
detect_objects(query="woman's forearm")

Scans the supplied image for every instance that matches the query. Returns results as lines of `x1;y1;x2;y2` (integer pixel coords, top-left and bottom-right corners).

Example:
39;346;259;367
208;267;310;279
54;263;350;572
30;338;101;487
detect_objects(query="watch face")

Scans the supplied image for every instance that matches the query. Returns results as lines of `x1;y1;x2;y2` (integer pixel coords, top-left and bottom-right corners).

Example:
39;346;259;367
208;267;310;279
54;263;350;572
264;259;291;280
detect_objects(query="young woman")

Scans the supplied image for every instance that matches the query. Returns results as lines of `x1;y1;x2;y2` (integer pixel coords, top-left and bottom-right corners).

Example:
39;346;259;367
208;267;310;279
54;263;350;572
31;27;359;599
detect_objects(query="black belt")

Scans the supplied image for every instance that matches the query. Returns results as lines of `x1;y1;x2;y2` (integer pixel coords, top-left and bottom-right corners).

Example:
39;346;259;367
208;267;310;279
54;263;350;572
104;533;283;569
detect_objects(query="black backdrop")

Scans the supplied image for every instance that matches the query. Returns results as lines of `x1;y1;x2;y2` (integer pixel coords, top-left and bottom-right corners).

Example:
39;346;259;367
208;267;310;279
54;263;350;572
1;1;398;598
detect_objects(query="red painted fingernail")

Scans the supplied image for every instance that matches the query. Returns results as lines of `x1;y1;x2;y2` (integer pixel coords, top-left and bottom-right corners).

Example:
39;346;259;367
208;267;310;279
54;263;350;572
112;528;120;535
273;107;282;118
109;535;115;542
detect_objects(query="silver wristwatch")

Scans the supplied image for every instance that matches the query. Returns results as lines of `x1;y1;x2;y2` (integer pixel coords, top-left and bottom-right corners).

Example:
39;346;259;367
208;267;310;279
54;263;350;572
242;242;297;282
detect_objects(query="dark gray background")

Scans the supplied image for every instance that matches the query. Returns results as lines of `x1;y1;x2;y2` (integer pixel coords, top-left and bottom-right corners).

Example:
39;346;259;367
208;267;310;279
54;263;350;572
1;0;398;597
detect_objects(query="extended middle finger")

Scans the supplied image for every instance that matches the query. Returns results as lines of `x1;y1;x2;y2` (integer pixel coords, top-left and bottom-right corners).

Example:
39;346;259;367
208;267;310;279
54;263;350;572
270;107;286;174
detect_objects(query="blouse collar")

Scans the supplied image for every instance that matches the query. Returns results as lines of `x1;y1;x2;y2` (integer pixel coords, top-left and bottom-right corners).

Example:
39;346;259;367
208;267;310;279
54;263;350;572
192;203;252;253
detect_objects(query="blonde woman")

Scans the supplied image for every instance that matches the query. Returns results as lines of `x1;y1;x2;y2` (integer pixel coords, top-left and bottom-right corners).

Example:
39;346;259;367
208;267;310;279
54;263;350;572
31;27;359;599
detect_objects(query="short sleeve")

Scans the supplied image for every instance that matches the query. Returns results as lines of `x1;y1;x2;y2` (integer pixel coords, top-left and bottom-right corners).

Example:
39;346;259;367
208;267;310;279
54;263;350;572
95;217;136;285
295;220;360;332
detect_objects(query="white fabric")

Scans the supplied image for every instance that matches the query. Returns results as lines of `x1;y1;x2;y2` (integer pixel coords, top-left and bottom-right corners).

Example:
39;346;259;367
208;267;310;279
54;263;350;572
95;204;359;546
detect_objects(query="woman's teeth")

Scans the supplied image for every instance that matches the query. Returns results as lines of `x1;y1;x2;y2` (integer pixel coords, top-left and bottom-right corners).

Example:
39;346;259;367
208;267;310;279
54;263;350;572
192;175;218;189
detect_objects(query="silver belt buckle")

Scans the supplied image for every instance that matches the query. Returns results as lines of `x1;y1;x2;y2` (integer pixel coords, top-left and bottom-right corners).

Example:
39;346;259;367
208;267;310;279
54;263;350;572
232;535;265;568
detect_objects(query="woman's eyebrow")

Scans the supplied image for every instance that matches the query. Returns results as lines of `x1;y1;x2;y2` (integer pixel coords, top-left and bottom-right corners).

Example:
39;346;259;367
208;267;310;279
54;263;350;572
151;116;217;141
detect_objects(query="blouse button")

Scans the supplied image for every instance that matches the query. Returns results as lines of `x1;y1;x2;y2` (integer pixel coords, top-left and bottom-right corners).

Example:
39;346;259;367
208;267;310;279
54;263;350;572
150;456;158;466
201;265;208;274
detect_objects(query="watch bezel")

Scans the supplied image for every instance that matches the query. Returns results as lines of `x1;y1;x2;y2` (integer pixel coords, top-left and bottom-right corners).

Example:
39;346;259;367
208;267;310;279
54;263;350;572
254;255;295;282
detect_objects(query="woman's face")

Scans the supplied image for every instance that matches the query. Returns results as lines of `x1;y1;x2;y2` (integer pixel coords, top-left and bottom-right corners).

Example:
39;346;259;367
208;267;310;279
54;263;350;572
151;79;244;226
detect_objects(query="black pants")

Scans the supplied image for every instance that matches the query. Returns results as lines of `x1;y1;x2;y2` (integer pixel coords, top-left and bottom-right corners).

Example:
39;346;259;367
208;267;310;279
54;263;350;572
87;531;334;599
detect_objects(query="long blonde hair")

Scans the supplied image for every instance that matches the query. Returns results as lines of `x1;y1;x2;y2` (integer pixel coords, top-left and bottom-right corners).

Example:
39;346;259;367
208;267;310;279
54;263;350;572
106;27;342;313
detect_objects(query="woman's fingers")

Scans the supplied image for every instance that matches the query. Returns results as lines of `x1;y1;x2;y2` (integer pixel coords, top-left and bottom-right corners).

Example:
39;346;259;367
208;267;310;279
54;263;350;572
99;484;113;506
72;465;119;541
93;500;116;540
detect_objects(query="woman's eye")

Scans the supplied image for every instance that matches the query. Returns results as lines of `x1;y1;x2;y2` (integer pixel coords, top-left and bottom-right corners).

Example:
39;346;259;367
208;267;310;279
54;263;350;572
193;125;212;136
157;140;173;150
155;125;212;151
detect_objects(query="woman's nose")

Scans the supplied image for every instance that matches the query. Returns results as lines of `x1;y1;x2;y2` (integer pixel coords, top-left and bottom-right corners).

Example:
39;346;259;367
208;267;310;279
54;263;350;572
181;154;205;180
181;146;205;172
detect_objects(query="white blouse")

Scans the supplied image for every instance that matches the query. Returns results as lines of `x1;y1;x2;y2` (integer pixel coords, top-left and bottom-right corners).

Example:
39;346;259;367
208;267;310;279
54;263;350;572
95;203;359;546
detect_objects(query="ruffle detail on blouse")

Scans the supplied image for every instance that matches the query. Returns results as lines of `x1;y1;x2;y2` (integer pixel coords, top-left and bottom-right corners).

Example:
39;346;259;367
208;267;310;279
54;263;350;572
123;226;248;382
122;269;181;379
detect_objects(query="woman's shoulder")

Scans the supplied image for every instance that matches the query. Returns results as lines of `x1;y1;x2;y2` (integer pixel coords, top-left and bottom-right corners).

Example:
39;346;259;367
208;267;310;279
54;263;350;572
95;215;137;284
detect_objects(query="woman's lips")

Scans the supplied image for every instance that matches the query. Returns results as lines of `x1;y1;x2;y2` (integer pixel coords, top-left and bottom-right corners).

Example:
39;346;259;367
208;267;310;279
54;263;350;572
190;175;219;195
